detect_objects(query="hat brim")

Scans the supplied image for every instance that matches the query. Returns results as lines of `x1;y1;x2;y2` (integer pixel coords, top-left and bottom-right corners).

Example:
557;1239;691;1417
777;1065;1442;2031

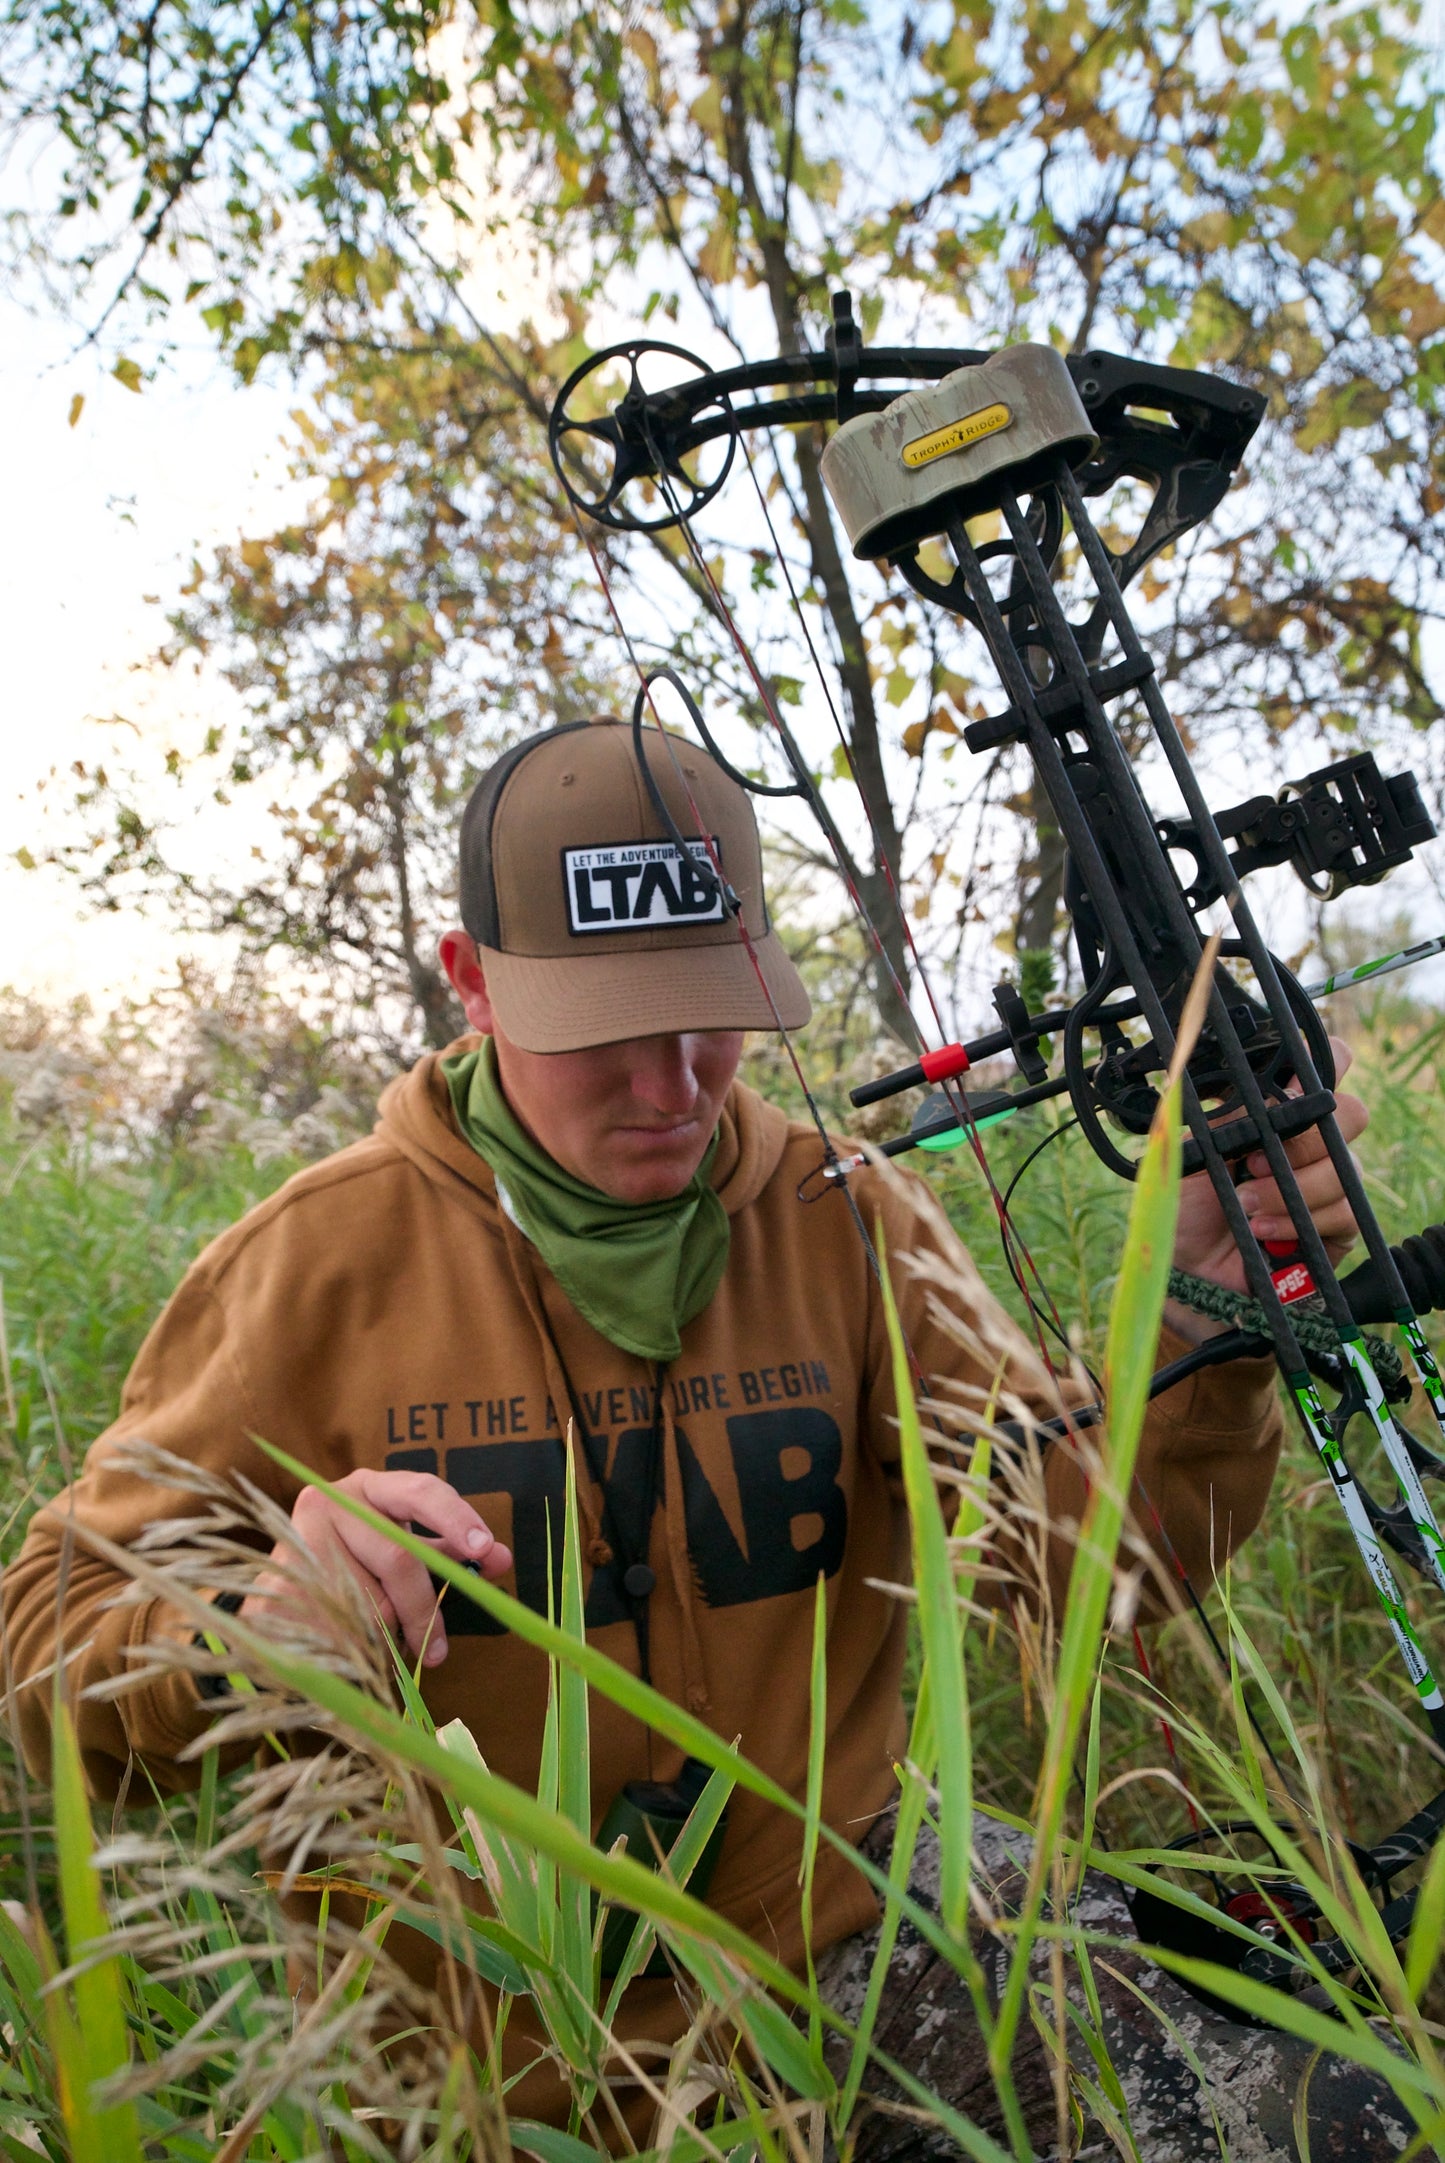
478;929;811;1053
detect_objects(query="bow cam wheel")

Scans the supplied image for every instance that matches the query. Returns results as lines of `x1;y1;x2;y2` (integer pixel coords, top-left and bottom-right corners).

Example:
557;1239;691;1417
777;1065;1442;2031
549;340;736;534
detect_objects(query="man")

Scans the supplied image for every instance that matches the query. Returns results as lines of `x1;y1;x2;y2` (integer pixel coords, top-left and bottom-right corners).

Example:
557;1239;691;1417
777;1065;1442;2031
3;717;1381;2154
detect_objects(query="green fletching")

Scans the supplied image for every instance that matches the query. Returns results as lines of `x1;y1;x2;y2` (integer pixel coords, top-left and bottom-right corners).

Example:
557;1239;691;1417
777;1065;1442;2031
914;1106;1017;1152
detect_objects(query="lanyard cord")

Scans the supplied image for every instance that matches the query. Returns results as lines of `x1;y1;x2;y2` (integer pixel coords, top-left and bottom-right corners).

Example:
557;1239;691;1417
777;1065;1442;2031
539;1312;668;1688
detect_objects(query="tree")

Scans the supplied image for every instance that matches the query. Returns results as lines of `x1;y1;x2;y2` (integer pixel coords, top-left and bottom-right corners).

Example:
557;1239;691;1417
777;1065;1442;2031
11;0;1445;1031
47;329;625;1046
466;0;1445;963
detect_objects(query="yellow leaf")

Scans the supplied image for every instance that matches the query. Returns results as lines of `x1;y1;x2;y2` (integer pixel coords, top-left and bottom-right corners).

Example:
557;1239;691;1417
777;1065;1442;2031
1179;210;1233;255
112;357;143;394
690;80;724;144
697;217;736;286
902;711;959;757
67;393;84;429
624;25;662;93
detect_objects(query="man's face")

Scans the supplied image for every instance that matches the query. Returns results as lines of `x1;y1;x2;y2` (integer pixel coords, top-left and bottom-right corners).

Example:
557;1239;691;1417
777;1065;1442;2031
493;1026;744;1202
440;930;744;1202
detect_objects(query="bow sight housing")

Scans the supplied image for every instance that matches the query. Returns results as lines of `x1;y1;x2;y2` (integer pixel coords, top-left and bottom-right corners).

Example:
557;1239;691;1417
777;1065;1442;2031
819;345;1099;554
548;296;1445;2018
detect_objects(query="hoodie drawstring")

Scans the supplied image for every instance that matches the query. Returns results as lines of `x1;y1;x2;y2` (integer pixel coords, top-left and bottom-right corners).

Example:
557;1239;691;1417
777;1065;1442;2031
495;1207;610;1565
494;1203;711;1712
660;1387;711;1715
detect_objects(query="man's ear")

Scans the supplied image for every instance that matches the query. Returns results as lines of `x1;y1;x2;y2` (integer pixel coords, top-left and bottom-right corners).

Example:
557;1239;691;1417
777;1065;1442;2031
439;929;497;1033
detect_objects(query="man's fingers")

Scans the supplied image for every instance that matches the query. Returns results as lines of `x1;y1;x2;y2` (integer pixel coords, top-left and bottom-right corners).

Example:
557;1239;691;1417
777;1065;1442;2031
1242;1148;1361;1216
286;1475;514;1664
1250;1203;1360;1249
1241;1166;1363;1249
239;1546;399;1642
346;1468;513;1578
243;1471;514;1668
1324;1088;1367;1146
1242;1092;1367;1182
1234;1088;1368;1249
306;1503;455;1663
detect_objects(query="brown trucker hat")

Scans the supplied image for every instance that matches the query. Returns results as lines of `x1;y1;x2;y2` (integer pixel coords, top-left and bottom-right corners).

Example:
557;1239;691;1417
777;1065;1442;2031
457;718;811;1052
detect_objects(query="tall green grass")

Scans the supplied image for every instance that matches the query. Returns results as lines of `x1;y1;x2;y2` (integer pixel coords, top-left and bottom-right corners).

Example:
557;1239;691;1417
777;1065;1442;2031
2;987;1445;2152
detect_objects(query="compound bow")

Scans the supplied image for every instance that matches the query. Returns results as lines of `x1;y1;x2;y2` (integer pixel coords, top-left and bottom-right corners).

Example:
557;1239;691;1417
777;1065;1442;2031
547;294;1445;2014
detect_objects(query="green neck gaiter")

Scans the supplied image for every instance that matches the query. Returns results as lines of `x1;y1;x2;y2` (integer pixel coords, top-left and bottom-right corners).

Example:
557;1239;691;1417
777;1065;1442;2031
441;1040;731;1363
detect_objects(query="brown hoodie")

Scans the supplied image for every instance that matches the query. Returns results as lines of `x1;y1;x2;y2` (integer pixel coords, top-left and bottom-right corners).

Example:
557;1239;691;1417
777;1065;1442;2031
3;1046;1283;2117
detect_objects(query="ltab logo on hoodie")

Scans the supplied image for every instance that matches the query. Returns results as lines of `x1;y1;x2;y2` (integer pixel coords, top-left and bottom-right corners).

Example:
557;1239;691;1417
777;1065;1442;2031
564;839;725;933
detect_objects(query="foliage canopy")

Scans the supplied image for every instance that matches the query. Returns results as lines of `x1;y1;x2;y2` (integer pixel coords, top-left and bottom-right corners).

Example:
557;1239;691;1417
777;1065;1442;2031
8;0;1445;1038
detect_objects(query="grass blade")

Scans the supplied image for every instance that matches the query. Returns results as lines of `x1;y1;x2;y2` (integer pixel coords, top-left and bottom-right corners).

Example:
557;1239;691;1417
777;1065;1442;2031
555;1439;595;2003
878;1229;972;1938
47;1674;144;2163
991;992;1188;2085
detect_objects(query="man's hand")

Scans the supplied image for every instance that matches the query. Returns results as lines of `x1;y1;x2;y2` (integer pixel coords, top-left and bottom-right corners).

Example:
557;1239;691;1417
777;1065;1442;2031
240;1469;513;1668
1168;1035;1368;1316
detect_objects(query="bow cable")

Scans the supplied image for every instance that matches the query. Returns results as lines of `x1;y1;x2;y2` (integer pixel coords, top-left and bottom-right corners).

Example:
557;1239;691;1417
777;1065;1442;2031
731;423;1089;1374
635;409;1261;1812
641;401;1092;1409
556;488;950;1406
545;320;1445;1998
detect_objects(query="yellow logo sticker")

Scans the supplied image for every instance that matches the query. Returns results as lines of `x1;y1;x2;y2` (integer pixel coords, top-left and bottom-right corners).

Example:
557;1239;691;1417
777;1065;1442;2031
901;402;1013;469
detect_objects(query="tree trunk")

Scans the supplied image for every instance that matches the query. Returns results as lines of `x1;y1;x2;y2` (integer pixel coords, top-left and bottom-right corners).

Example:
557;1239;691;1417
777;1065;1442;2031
726;80;915;1043
791;428;914;1043
383;758;463;1050
1015;791;1066;961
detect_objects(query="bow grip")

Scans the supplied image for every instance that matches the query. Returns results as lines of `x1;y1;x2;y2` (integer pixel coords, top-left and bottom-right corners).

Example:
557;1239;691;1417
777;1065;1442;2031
1341;1222;1445;1324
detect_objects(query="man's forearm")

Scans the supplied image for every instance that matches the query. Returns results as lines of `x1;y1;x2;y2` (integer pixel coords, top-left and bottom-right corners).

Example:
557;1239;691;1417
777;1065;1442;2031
1038;1331;1284;1616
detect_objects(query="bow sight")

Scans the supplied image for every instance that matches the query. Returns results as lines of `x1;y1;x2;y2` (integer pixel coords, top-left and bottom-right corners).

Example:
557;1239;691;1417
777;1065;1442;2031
549;297;1445;2016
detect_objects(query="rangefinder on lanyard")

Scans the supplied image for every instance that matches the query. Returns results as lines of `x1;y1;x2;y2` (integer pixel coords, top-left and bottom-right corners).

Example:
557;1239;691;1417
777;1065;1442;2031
595;1756;729;1979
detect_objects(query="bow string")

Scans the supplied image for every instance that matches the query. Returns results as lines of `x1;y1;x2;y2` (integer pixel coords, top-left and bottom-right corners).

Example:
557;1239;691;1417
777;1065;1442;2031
547;296;1445;2002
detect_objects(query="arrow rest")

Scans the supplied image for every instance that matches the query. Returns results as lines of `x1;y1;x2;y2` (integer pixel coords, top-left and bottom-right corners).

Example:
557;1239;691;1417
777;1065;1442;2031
549;298;1445;2024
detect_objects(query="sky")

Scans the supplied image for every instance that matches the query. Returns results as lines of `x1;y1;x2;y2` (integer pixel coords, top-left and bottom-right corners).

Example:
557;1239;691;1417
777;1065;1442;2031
0;182;568;1018
0;301;301;1006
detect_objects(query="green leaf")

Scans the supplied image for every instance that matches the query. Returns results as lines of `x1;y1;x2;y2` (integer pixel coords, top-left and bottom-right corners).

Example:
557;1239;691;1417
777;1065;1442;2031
139;1558;811;2008
991;1047;1184;2083
47;1679;144;2163
554;1442;595;1999
878;1229;972;1938
511;2123;610;2163
1146;1947;1441;2103
600;1759;734;2025
1406;1808;1445;1998
675;1939;835;2100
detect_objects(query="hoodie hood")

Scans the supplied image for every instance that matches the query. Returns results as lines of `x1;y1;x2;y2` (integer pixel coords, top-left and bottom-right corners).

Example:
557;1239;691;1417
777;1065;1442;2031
374;1034;792;1223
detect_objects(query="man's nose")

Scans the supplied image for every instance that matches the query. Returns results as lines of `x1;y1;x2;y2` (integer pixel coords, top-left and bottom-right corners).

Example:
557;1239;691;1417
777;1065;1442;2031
632;1035;703;1116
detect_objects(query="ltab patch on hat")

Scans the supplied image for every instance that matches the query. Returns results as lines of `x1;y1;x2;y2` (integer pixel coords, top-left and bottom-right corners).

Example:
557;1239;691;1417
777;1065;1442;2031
564;838;725;935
